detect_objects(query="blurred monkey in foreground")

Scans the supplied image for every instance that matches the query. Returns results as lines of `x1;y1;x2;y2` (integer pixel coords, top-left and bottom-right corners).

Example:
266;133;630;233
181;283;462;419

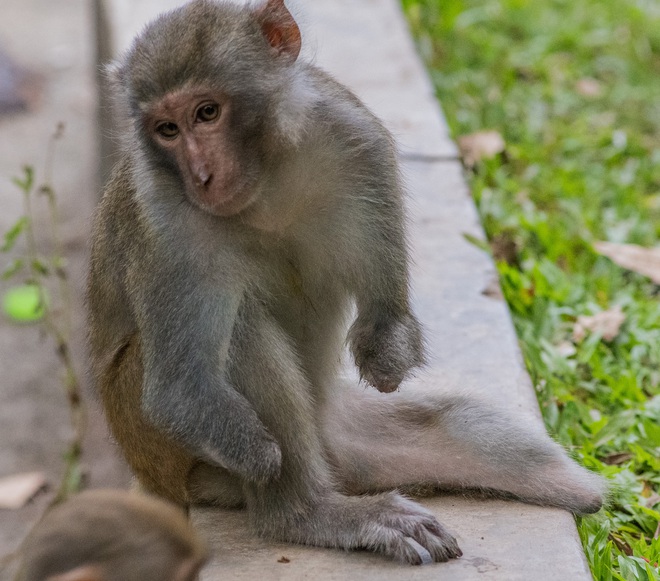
87;0;605;565
14;490;208;581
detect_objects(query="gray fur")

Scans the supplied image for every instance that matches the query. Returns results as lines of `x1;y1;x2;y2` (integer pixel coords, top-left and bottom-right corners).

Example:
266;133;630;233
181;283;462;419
87;0;604;565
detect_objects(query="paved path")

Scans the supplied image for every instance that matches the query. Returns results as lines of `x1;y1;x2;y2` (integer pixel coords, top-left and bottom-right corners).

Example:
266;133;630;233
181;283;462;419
0;0;593;579
0;0;130;570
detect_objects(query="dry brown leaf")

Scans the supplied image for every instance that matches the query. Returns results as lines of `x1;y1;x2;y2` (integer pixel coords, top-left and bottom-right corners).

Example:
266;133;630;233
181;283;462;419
457;130;505;167
490;231;519;265
482;275;504;300
595;241;660;285
575;78;603;97
601;451;633;466
573;305;625;342
644;492;660;508
609;533;633;556
0;472;48;509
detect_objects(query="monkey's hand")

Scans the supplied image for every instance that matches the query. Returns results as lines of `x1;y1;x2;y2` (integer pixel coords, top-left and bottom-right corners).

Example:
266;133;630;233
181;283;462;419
349;313;425;393
199;388;283;484
144;375;282;485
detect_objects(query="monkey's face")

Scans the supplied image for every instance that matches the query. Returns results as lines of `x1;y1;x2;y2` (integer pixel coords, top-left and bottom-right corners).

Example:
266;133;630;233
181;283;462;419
144;86;257;217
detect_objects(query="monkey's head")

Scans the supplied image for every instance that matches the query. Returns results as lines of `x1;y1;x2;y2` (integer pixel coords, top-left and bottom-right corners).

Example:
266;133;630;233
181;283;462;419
110;0;305;217
17;490;208;581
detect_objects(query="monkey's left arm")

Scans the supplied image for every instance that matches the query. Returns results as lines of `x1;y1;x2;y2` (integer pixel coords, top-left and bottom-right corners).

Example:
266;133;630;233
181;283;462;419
347;148;425;393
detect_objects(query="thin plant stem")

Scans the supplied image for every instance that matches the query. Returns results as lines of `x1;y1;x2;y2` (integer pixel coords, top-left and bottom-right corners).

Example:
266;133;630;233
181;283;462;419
41;123;72;340
18;135;86;504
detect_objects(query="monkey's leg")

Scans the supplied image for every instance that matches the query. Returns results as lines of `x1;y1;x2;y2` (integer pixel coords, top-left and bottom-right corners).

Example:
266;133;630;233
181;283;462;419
187;463;245;508
100;335;247;508
99;335;197;505
195;304;462;564
322;389;605;514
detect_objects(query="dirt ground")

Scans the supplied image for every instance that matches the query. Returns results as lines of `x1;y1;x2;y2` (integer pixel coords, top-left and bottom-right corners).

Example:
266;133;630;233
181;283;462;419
0;0;131;567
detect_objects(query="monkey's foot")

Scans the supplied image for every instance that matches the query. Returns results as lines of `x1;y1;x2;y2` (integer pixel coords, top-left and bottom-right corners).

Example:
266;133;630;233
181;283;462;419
259;491;462;565
353;492;462;564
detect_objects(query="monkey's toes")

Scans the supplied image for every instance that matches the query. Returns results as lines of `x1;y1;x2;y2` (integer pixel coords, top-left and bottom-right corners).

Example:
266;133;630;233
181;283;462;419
374;518;462;565
367;494;462;565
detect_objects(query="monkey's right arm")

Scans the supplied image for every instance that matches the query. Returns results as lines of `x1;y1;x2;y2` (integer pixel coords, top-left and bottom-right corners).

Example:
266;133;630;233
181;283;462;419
88;166;281;485
130;255;281;484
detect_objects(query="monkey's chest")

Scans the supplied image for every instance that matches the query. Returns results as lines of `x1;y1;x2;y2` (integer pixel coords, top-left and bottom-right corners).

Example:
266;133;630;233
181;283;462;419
259;247;342;344
267;258;319;338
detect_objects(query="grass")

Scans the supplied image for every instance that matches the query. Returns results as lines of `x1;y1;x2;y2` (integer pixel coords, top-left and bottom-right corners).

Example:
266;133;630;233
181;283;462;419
400;0;660;578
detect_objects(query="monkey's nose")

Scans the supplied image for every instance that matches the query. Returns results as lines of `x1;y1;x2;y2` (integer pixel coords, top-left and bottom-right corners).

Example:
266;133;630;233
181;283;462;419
193;167;212;187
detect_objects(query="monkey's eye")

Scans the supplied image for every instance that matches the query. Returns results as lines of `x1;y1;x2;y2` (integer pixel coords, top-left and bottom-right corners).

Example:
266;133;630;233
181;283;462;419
155;122;179;139
195;103;220;123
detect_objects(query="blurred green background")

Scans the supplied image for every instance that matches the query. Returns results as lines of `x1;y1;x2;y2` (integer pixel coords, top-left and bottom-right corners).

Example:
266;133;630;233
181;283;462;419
401;0;660;578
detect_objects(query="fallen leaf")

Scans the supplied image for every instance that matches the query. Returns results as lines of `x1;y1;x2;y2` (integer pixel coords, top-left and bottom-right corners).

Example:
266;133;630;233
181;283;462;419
490;231;518;265
575;78;603;97
609;533;633;556
644;492;660;508
277;556;291;564
594;241;660;285
0;472;48;509
457;130;505;167
482;276;504;300
573;305;625;342
601;452;633;465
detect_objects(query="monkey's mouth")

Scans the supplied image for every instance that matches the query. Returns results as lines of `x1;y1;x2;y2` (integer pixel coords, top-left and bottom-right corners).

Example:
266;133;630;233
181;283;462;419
191;179;256;218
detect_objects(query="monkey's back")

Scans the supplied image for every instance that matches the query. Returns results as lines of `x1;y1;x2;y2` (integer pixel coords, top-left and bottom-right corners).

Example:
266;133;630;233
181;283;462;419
89;160;197;505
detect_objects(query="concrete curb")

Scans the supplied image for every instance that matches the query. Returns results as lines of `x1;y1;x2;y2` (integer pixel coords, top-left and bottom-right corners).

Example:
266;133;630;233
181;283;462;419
97;0;593;579
0;0;132;566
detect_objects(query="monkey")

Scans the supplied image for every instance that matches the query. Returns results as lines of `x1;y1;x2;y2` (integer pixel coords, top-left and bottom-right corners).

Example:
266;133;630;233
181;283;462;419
14;490;208;581
87;0;605;566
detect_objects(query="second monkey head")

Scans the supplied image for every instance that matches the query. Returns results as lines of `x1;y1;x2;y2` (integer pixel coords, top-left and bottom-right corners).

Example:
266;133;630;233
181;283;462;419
110;0;306;217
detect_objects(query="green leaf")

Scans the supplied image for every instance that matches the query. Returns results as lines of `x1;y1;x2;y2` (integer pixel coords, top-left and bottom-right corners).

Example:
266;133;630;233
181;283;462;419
2;258;24;280
2;284;48;322
11;166;34;193
31;259;50;276
462;231;492;253
1;217;28;252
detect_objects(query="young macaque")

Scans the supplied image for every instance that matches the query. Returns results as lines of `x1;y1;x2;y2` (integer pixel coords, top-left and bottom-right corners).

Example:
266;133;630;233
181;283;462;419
87;0;605;565
15;490;208;581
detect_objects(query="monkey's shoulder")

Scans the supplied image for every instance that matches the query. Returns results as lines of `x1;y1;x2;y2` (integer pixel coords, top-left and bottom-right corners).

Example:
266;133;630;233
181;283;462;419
303;65;394;148
94;156;150;248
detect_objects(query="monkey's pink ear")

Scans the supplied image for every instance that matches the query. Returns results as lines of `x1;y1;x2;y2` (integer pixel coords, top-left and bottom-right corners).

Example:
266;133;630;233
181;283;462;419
255;0;301;61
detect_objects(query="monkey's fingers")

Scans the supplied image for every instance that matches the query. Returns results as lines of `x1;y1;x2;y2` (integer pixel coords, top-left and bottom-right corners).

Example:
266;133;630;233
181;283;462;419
369;521;462;565
200;390;283;484
364;370;403;394
365;493;462;565
403;537;433;565
350;314;425;393
205;430;282;485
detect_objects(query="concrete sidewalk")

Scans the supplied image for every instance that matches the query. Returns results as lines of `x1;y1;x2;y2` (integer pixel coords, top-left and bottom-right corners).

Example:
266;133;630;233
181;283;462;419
0;0;131;569
0;0;593;579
